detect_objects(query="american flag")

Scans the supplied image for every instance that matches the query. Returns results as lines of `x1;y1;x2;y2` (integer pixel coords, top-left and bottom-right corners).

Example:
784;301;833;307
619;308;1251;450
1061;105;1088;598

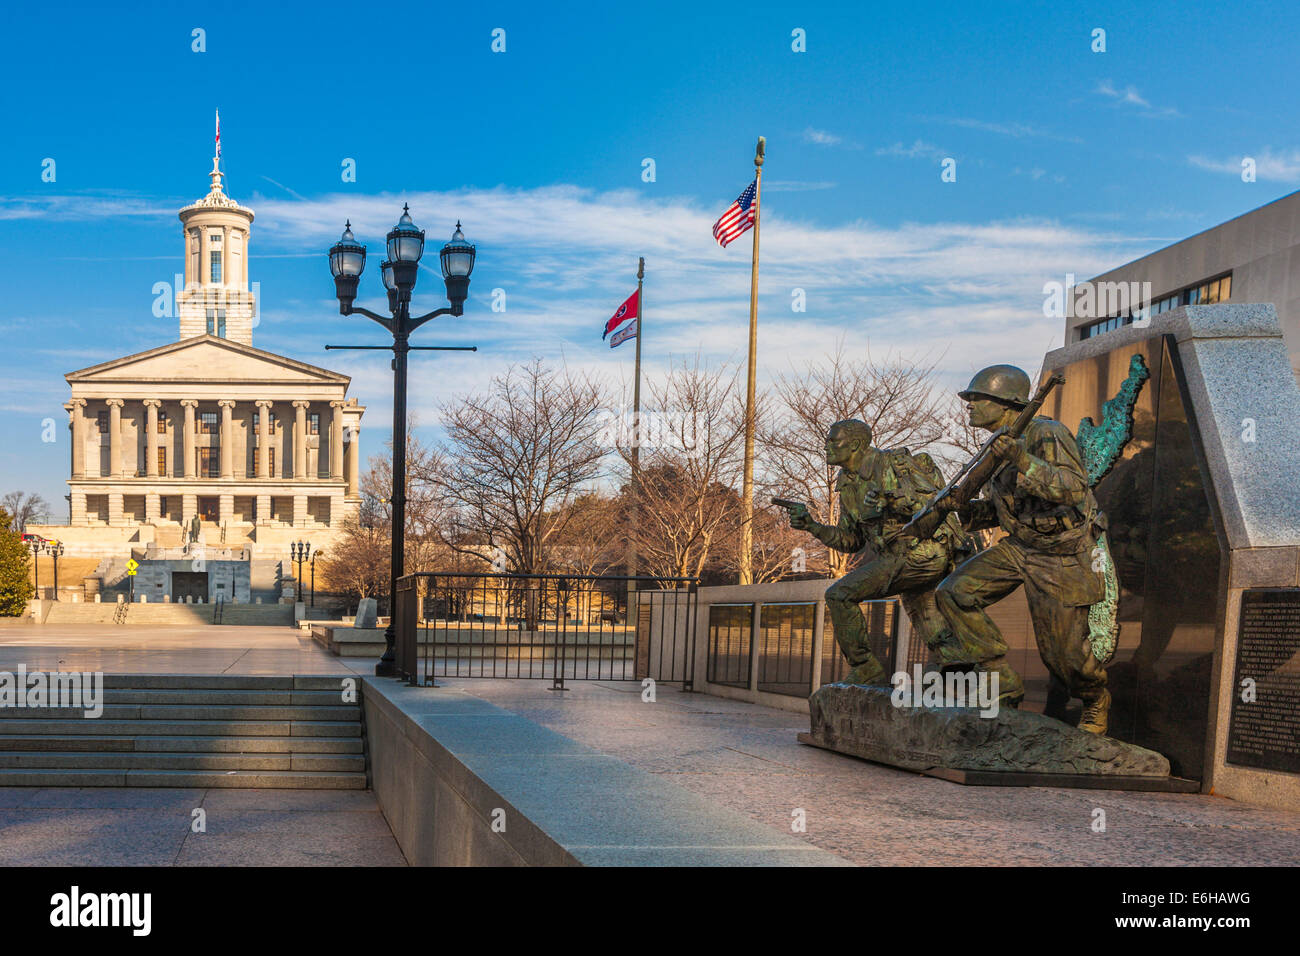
712;179;757;248
215;110;221;159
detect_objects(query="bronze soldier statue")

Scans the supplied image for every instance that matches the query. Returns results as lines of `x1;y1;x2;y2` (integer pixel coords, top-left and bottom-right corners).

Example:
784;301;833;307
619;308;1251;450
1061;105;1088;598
777;420;973;686
932;365;1111;733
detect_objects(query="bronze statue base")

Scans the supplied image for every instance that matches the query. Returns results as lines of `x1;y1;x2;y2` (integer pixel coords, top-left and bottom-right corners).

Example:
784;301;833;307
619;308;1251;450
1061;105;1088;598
800;683;1181;786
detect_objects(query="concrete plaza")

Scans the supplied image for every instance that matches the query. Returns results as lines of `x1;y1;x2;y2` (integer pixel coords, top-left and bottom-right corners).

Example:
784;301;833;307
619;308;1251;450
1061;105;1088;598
1;622;1298;865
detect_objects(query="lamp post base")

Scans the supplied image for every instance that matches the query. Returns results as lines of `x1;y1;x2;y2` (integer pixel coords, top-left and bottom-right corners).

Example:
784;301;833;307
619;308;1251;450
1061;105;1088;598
376;625;399;677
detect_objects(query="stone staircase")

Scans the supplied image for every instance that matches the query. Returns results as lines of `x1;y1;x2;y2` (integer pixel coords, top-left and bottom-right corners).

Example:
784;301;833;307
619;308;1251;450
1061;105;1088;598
0;674;367;788
44;602;295;626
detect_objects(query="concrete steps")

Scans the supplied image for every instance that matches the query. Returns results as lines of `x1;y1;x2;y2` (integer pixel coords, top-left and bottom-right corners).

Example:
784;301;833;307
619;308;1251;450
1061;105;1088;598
42;603;295;626
0;674;367;788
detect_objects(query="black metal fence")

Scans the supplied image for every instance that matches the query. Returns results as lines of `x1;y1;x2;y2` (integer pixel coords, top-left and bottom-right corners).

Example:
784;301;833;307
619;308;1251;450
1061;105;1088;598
395;572;698;689
705;598;901;699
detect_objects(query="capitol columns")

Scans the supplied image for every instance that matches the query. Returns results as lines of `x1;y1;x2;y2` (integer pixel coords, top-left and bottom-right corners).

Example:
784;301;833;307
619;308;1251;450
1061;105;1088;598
218;399;235;479
346;423;360;497
143;399;161;477
67;399;86;479
330;400;345;479
293;400;309;478
181;400;198;477
255;399;272;478
106;399;124;477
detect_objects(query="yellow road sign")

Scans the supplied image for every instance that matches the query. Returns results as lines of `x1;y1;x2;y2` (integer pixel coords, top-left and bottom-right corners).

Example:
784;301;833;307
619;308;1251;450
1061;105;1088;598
127;559;139;576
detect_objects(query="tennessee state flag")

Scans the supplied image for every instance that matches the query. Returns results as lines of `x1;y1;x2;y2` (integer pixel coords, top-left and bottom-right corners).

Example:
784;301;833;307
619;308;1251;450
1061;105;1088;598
602;289;639;339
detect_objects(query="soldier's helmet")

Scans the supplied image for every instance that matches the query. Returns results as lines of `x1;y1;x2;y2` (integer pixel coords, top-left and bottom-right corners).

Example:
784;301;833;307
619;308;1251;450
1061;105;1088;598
829;419;873;448
958;365;1031;407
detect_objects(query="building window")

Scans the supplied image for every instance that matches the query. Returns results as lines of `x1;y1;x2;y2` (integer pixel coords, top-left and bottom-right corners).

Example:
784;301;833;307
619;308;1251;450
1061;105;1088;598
1188;274;1231;305
1152;294;1179;316
1078;273;1232;341
200;411;218;434
309;413;320;436
206;309;226;337
97;410;109;434
198;448;220;478
268;447;275;477
209;233;223;284
157;447;167;475
157;411;167;434
160;495;168;517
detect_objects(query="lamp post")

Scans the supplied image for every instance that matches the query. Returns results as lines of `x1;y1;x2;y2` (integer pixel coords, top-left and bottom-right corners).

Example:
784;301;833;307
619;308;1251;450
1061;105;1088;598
47;542;63;599
29;539;40;598
310;549;320;607
292;541;311;604
328;207;477;677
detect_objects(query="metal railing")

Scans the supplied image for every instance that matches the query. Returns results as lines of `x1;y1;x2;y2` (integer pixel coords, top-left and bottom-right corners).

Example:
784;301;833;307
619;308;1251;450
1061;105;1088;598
701;590;903;701
395;572;698;689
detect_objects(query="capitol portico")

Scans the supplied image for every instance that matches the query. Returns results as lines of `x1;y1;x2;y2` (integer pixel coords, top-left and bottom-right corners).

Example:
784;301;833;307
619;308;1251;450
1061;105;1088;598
30;144;366;602
63;340;363;543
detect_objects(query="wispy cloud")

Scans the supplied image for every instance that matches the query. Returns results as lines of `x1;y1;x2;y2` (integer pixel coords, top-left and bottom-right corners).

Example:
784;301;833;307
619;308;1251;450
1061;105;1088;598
0;193;175;221
2;183;1159;438
875;140;947;161
802;126;842;146
1188;148;1300;183
922;115;1083;144
1095;80;1180;118
260;175;308;201
763;180;837;192
1011;166;1065;184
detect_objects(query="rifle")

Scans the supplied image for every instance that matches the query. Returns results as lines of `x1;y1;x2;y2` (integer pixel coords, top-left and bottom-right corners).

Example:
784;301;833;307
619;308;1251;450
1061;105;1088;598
897;371;1066;543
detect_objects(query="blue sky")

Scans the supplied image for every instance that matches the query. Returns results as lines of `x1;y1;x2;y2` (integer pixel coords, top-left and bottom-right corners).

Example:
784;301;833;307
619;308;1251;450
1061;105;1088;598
3;0;1299;514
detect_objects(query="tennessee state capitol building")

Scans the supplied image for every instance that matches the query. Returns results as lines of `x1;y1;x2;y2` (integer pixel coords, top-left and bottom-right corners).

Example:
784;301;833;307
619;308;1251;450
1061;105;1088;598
30;149;366;604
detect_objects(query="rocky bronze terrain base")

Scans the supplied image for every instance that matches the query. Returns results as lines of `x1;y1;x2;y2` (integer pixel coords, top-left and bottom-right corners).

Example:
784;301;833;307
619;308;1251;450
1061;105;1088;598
799;683;1176;781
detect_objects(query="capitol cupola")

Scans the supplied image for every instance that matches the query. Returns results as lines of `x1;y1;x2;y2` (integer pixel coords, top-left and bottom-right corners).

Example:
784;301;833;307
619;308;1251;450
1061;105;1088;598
177;112;256;345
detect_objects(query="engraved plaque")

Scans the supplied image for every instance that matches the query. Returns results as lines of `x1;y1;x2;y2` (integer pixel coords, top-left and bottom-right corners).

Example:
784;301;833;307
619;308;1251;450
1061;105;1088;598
1226;589;1300;773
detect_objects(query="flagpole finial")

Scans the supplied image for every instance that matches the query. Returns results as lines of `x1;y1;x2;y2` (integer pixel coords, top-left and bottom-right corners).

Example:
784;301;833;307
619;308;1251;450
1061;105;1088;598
755;136;765;168
210;108;224;194
637;257;645;280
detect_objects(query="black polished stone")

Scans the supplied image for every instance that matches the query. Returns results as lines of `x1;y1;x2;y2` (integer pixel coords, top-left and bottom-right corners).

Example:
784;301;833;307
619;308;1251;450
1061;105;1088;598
1049;337;1223;780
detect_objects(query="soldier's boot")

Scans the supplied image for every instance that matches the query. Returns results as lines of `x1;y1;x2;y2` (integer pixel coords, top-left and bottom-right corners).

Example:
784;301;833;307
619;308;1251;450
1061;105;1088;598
979;656;1024;709
841;653;888;686
1077;688;1111;736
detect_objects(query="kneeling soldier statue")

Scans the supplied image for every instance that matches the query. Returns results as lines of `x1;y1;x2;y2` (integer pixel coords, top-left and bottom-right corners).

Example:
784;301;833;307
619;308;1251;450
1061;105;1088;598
777;419;973;686
931;365;1111;733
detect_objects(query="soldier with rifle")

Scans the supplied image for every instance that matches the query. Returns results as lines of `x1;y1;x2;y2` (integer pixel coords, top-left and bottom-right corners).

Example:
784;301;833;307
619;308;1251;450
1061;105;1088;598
774;420;973;686
903;364;1111;733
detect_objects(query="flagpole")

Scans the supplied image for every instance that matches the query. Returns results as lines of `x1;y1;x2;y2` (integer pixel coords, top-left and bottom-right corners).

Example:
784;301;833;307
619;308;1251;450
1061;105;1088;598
628;257;644;612
739;136;764;586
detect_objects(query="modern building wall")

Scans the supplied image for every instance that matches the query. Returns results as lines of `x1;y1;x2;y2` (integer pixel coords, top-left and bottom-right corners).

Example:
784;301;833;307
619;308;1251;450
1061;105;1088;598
1067;189;1300;378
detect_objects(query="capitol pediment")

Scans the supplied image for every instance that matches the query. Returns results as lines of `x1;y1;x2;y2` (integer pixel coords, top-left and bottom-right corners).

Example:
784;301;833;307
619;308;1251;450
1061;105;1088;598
66;335;350;385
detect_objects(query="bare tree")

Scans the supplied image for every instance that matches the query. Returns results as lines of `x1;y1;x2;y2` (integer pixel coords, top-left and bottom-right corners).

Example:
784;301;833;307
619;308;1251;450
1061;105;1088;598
616;356;747;582
726;502;809;584
2;492;48;533
431;359;609;576
549;491;624;578
756;341;950;577
316;493;390;607
319;425;472;611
